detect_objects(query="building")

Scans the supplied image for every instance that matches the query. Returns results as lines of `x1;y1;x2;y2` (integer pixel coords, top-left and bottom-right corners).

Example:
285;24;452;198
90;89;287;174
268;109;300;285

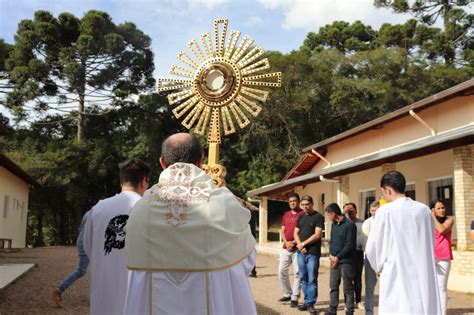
0;123;40;248
247;79;473;292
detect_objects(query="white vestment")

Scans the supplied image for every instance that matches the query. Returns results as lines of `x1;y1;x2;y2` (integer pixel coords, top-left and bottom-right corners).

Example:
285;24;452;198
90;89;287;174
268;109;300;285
366;197;442;315
124;163;257;315
124;251;256;315
83;191;142;315
361;216;374;249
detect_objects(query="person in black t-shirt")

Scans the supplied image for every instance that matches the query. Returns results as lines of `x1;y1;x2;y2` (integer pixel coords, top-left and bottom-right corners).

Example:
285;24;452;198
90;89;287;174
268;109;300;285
294;196;324;314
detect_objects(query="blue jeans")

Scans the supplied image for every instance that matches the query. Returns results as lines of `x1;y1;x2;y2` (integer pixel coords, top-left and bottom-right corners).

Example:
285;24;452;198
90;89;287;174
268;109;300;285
57;252;89;293
297;252;320;306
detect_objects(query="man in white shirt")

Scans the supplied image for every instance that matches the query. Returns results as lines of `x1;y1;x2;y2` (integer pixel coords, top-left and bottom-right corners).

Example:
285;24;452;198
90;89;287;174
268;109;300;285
83;159;150;315
124;133;257;315
366;171;441;314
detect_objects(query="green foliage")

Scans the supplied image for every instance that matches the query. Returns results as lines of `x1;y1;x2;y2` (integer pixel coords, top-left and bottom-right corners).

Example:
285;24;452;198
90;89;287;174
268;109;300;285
0;11;472;245
374;0;470;25
3;92;184;245
4;10;154;141
304;21;376;53
0;39;14;103
373;0;473;64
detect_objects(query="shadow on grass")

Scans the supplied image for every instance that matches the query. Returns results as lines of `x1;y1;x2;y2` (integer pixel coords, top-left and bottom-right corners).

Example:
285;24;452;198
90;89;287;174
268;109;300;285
250;273;278;279
316;295;379;309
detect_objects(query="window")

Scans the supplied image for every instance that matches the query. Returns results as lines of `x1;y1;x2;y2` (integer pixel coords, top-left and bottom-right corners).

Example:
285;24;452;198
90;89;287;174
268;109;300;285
318;193;325;212
406;183;416;200
428;177;454;216
360;189;376;219
3;195;9;218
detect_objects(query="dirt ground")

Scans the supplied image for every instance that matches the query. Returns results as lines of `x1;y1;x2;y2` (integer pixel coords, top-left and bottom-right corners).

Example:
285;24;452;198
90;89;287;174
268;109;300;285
0;247;473;314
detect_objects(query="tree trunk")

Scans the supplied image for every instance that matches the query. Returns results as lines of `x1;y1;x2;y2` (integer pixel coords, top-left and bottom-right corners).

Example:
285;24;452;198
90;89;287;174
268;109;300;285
35;207;44;247
58;209;68;245
442;0;450;31
442;1;454;65
76;59;87;142
77;97;85;142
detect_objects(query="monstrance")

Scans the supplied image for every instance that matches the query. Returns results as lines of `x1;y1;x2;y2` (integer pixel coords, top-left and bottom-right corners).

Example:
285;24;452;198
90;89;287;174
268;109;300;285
157;19;282;186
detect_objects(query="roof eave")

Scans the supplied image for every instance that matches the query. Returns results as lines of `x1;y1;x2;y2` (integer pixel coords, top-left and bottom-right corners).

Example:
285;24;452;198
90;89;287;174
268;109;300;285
302;79;474;153
0;153;41;187
247;124;474;198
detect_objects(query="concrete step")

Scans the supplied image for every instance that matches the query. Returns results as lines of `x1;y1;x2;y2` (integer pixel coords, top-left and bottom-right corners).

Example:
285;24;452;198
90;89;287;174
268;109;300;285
0;263;35;290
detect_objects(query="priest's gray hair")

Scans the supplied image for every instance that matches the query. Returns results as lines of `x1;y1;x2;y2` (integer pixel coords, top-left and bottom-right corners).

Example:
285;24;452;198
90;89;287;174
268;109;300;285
161;133;203;166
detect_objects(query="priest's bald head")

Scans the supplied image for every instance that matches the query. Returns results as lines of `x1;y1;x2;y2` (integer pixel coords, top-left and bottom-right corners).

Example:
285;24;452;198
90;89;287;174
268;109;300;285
160;133;204;169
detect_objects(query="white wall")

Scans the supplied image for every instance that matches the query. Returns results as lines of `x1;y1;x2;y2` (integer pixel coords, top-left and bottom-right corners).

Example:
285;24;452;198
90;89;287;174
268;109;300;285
0;166;30;248
301;149;457;234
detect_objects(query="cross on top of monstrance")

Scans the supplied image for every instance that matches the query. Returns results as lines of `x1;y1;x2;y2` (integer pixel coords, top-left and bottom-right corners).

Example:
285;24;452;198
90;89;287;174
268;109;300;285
157;18;282;187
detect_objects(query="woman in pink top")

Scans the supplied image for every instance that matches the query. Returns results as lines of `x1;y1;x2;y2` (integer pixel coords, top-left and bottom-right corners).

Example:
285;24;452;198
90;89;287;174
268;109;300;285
431;199;454;315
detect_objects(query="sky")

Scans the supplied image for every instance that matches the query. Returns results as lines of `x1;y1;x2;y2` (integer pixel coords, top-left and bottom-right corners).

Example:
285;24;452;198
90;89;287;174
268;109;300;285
0;0;431;80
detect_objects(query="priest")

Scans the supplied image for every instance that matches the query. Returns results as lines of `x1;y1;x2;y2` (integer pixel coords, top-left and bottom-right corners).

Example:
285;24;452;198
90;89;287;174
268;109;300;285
366;171;441;314
124;133;257;315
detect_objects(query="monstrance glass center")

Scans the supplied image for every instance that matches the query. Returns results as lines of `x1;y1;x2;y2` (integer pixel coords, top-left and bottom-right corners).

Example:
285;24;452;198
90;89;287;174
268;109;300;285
206;69;225;91
195;59;241;107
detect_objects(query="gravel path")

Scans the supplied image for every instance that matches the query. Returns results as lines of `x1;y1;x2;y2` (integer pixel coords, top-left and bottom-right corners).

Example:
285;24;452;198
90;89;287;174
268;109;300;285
0;247;473;314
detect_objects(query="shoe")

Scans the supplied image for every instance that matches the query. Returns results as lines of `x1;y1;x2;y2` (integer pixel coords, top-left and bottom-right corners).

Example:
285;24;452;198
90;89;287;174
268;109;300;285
51;287;62;306
323;309;337;315
357;302;365;310
307;304;316;314
290;300;298;308
249;272;257;278
278;296;291;302
298;304;308;311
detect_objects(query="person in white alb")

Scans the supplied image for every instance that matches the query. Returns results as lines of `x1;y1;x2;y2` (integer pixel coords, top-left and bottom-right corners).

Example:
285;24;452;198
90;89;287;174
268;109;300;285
366;171;442;314
124;133;257;315
83;159;150;315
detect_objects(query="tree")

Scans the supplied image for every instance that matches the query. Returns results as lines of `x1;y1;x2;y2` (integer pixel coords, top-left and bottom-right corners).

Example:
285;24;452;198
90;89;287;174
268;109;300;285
2;13;472;245
374;0;469;27
303;21;377;53
3;91;185;245
374;0;473;64
0;39;14;106
5;10;154;142
231;19;472;195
